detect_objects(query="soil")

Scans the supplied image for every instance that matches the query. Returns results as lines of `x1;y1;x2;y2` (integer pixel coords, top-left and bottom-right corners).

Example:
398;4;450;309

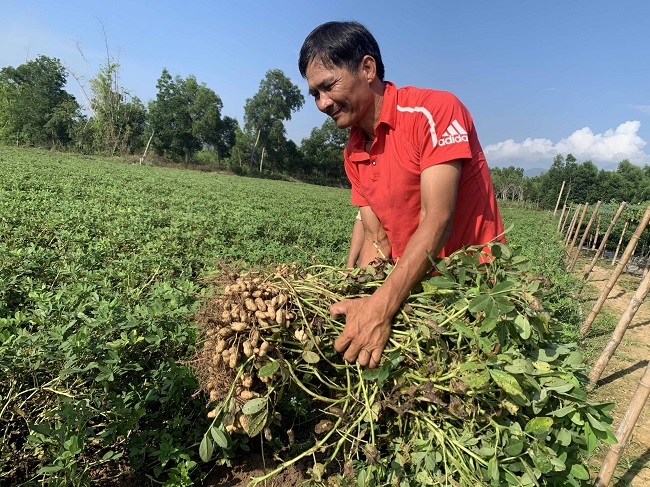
200;455;307;487
579;260;650;486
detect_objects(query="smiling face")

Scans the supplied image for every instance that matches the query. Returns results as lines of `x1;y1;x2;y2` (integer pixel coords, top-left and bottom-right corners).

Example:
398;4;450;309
305;56;377;133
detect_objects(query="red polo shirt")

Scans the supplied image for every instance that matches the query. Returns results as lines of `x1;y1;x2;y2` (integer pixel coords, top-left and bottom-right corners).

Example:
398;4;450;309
344;82;504;259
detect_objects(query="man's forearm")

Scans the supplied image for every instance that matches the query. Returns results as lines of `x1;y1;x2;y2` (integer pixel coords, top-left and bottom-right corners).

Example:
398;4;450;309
371;219;451;317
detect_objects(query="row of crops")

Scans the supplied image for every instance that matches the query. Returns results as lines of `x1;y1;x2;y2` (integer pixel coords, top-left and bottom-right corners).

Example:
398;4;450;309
0;147;610;485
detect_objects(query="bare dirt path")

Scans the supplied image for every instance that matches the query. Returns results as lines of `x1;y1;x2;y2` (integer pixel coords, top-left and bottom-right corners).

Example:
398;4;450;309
580;262;650;486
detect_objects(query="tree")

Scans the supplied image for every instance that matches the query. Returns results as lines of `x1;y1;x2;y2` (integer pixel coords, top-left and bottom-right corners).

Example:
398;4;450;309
0;55;81;147
148;69;231;162
490;166;525;201
570;160;599;203
242;69;304;173
81;61;147;155
300;118;349;184
616;160;645;203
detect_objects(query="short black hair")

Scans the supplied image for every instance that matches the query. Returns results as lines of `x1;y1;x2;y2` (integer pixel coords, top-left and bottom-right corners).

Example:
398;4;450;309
298;21;385;81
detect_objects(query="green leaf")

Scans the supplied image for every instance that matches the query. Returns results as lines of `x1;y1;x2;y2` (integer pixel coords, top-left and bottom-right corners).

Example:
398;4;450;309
302;350;320;364
490;369;524;396
258;361;279;378
210;427;228;448
504;358;533;374
532;348;560;362
563;350;584;366
469;294;495;314
452;320;475;338
357;468;367;487
241;397;267;415
524;417;553;435
513;315;531;340
424;275;459;290
487;456;499;482
586;412;608;432
569;464;590;480
491;280;514;294
461;368;491;389
584;422;597;453
199;435;214;462
504;437;524;456
556;428;573;446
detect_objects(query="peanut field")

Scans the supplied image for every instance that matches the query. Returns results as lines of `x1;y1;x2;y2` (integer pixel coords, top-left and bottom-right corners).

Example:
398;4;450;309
1;147;604;486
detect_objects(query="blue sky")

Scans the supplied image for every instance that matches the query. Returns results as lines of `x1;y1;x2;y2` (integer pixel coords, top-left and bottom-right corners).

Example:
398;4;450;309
1;0;649;171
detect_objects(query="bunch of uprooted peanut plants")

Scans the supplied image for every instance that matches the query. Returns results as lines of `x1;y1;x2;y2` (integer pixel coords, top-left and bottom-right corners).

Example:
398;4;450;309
193;243;615;487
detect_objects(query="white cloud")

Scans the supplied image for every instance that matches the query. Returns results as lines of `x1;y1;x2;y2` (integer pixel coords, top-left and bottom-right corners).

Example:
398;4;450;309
485;121;650;168
628;104;650;116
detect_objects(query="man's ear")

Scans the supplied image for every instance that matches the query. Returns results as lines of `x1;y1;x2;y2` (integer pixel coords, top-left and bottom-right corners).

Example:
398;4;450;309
359;55;377;84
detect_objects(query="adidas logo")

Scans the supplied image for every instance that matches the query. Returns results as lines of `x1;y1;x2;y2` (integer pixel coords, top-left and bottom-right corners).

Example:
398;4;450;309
439;120;468;146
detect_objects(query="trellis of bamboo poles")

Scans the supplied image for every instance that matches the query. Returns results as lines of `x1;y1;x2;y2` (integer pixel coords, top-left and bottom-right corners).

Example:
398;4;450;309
612;220;630;266
594;361;650;487
560;203;575;236
581;203;650;335
591;214;601;250
566;203;589;260
553;181;566;216
582;201;627;281
557;204;568;233
589;268;650;386
568;201;601;272
563;204;581;247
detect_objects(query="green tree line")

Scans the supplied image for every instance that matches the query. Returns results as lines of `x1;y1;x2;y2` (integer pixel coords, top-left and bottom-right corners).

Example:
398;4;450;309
0;55;346;186
491;153;650;209
1;55;648;195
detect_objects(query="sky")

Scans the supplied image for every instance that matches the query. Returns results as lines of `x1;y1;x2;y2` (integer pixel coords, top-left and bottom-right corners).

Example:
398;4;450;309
1;0;649;172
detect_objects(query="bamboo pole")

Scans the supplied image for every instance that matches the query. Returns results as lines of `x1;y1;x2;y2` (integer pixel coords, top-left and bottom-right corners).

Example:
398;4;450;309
582;203;650;335
582;201;627;281
594;361;650;487
568;201;601;272
557;204;568;233
558;204;571;234
612;220;630;266
591;214;601;250
589;269;650;386
562;204;575;235
139;130;155;165
553;181;566;216
566;203;589;258
564;205;581;247
562;205;573;231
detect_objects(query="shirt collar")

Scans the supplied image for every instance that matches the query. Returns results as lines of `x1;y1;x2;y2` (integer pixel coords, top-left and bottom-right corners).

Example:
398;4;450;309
348;81;397;153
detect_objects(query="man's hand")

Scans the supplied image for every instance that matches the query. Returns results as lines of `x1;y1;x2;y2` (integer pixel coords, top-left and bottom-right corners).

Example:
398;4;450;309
330;296;392;369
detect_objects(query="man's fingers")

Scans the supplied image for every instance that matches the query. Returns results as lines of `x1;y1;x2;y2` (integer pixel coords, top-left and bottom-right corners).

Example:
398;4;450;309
369;348;383;369
333;332;353;353
329;300;350;318
343;341;362;364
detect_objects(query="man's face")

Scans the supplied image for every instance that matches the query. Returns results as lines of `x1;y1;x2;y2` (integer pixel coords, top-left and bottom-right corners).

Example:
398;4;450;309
305;58;373;130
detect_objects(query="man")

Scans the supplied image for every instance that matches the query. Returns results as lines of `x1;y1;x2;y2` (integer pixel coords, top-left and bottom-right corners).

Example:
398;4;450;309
299;21;504;369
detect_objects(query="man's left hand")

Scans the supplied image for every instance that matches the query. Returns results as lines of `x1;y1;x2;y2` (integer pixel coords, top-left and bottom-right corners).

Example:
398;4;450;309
330;296;391;369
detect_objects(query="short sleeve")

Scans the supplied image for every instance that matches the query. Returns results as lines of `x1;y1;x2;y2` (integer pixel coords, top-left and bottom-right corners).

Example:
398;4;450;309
417;92;474;172
344;150;369;207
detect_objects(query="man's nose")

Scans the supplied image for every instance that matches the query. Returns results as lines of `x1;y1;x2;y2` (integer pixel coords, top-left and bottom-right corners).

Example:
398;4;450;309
317;94;333;112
